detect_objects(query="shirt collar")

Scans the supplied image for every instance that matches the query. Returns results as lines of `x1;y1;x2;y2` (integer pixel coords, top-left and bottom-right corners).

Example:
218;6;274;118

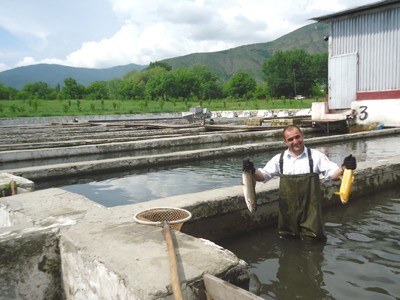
285;146;308;158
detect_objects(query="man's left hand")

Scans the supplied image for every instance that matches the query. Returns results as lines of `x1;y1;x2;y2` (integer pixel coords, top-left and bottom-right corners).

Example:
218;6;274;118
342;154;357;170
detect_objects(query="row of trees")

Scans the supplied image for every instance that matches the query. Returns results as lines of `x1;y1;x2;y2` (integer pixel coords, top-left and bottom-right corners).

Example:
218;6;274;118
263;49;327;98
0;49;328;101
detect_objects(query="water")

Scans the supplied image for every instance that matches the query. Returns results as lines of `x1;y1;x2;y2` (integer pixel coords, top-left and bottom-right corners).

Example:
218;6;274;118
0;139;261;170
57;157;243;207
218;186;400;300
57;136;400;207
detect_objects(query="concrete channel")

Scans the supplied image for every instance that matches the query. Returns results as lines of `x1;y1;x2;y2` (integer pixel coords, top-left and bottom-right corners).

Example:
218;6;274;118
1;118;400;299
2;123;400;182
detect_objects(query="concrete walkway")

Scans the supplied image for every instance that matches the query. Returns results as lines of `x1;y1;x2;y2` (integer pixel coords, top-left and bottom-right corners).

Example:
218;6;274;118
0;188;249;299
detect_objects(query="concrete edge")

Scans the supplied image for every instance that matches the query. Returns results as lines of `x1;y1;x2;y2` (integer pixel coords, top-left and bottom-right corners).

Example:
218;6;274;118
3;127;400;181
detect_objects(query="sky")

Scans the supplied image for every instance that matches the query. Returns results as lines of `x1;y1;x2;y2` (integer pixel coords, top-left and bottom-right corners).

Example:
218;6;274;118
0;0;377;72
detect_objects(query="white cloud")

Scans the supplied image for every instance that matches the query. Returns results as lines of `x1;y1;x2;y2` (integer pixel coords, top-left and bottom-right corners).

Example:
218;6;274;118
0;63;7;72
0;0;377;71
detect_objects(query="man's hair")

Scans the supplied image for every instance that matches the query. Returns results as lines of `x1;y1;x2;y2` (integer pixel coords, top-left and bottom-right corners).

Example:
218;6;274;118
282;125;303;139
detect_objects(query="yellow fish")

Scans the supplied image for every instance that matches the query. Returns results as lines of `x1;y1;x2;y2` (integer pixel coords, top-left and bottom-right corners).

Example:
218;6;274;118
335;168;354;204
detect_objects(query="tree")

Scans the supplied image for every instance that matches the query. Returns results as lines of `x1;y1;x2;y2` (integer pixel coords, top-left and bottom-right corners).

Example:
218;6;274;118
145;71;176;100
61;78;86;99
147;61;172;71
262;49;314;98
0;83;14;100
173;68;200;100
123;69;138;80
192;65;223;100
119;79;145;100
223;72;256;98
86;81;110;100
22;81;54;99
107;79;123;100
253;83;271;99
127;66;167;92
125;66;169;100
310;53;328;95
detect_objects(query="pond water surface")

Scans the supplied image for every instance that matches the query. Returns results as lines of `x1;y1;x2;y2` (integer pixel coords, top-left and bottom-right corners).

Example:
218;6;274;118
218;186;400;300
56;136;400;207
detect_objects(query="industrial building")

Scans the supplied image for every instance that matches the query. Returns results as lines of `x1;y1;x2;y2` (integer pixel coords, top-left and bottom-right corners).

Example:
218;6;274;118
311;0;400;127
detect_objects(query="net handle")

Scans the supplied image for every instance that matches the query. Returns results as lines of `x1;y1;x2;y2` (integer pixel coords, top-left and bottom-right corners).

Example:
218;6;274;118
133;207;192;226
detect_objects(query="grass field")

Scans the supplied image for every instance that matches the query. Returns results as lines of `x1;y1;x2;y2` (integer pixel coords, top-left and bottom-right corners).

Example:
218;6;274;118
0;98;323;118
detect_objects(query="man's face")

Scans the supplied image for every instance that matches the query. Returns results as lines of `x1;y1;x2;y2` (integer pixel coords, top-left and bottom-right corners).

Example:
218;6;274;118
284;128;304;155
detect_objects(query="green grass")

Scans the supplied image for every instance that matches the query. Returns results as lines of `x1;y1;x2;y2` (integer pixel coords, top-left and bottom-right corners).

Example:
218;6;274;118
0;98;323;118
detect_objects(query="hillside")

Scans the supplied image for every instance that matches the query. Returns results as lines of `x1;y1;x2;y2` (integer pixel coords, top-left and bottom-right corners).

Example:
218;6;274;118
163;22;328;82
0;22;328;89
0;63;146;90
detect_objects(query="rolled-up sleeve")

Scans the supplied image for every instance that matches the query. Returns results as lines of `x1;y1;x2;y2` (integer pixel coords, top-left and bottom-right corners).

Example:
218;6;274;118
258;154;281;182
317;152;340;179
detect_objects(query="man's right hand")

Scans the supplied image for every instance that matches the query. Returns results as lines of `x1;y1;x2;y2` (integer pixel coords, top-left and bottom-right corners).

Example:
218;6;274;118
242;159;256;174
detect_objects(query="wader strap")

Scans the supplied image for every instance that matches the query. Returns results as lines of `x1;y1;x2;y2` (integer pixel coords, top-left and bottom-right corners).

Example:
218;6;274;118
307;147;314;173
279;152;284;174
279;147;314;174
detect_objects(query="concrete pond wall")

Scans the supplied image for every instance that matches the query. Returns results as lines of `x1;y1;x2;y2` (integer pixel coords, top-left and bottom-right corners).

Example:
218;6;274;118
0;112;186;127
4;127;400;182
1;153;399;299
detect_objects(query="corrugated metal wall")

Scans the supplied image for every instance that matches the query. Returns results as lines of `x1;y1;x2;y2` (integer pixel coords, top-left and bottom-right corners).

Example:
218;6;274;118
330;6;400;94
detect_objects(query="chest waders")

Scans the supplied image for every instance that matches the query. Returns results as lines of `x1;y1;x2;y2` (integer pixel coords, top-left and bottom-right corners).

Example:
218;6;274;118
278;148;326;240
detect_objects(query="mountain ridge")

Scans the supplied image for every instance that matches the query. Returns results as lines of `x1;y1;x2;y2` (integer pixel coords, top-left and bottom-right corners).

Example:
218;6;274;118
0;63;147;90
0;22;328;90
163;22;328;81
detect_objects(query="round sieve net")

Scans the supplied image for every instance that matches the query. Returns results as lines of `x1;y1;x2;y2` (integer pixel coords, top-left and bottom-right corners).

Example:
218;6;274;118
134;207;192;231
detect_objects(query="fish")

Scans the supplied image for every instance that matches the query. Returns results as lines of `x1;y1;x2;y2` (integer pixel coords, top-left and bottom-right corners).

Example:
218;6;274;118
335;168;354;204
242;170;257;212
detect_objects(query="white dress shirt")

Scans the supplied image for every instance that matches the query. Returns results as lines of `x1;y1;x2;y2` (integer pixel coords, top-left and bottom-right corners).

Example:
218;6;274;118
258;146;339;182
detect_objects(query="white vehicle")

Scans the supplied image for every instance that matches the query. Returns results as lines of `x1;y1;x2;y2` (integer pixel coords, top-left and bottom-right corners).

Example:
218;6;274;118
295;95;305;100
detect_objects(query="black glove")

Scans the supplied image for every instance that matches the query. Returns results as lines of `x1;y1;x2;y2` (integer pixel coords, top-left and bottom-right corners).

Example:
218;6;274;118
242;159;256;174
342;154;357;170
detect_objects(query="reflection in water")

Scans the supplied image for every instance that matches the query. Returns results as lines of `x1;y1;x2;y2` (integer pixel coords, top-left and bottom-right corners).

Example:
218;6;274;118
219;187;400;300
219;225;331;299
274;240;329;300
249;238;330;299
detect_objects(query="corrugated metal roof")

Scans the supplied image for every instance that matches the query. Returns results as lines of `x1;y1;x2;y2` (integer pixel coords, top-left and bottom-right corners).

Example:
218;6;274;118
311;0;400;21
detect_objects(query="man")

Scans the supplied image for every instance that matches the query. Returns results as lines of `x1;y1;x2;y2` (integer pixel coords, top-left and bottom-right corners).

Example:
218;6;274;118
243;125;356;241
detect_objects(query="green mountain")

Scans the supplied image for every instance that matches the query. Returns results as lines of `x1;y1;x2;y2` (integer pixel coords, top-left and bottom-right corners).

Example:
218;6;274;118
162;22;328;82
0;22;328;90
0;63;146;90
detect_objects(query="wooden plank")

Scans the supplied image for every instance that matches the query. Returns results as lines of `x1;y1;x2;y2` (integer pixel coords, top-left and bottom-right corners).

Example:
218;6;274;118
203;274;263;300
204;125;277;131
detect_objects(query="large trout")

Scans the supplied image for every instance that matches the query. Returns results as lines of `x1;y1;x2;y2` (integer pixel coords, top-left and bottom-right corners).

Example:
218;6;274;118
242;170;257;212
335;168;354;204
